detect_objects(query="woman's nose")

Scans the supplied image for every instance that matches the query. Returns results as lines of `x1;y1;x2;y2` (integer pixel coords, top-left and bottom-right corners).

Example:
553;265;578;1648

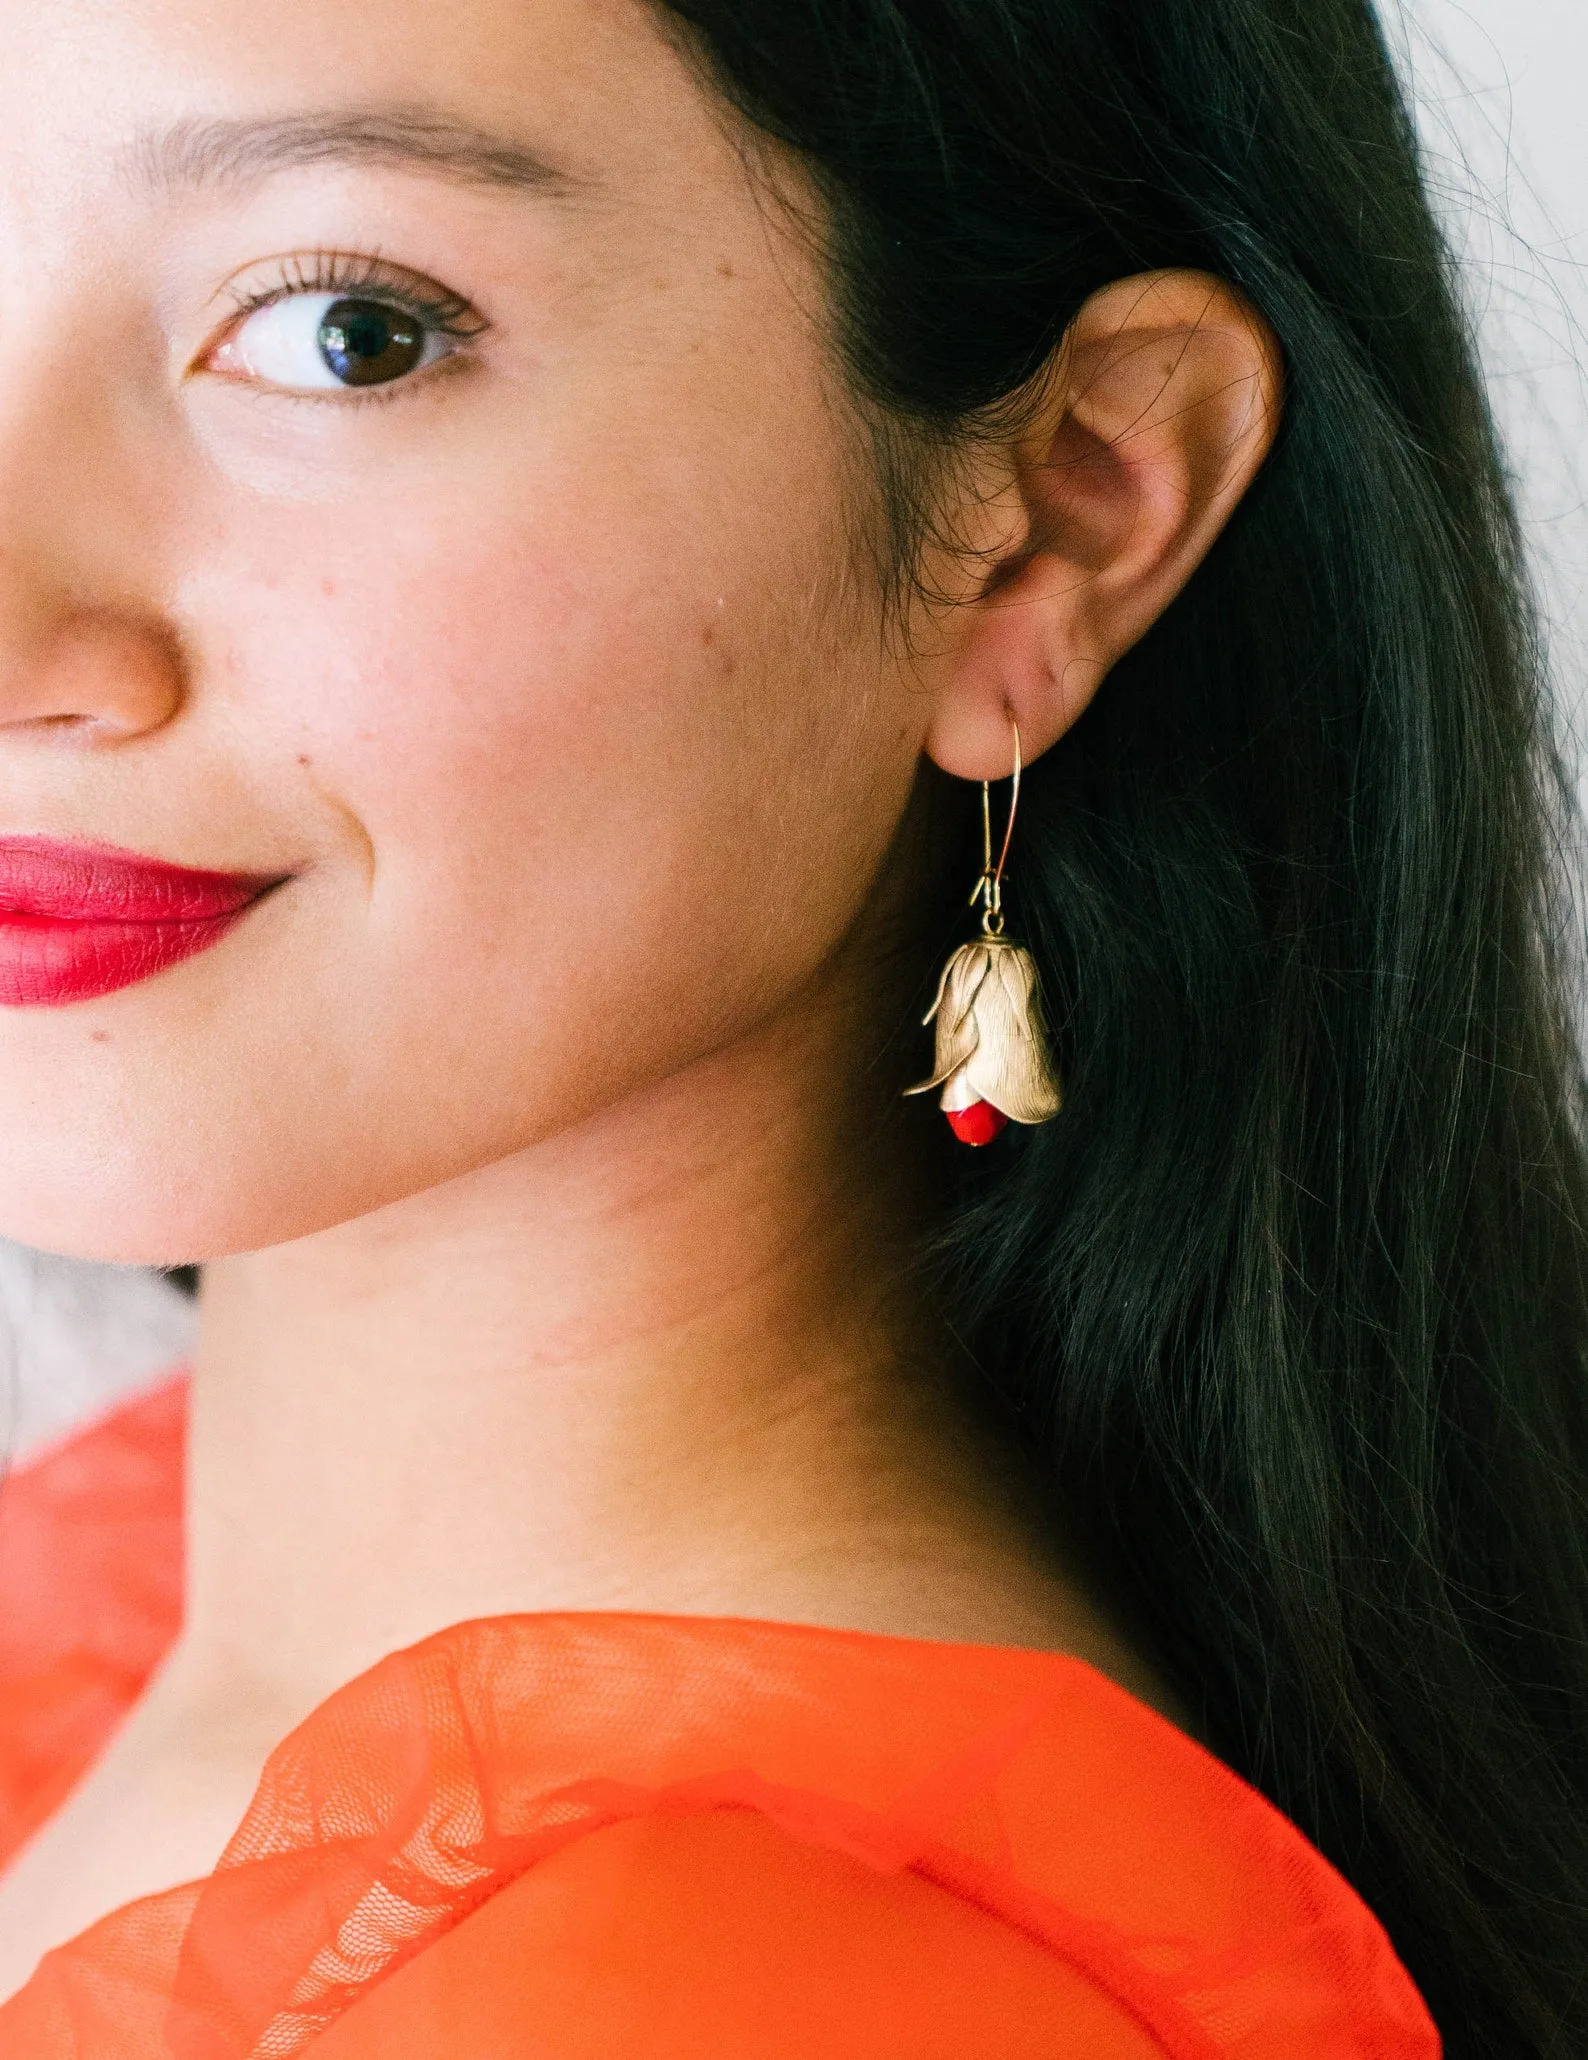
0;596;185;741
0;580;185;741
0;352;188;744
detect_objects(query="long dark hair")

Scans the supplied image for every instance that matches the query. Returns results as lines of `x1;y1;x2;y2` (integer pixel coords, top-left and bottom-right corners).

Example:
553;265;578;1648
655;1;1588;2051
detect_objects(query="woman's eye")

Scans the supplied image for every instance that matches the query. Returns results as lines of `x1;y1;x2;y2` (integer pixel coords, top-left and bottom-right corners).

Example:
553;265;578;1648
208;291;461;395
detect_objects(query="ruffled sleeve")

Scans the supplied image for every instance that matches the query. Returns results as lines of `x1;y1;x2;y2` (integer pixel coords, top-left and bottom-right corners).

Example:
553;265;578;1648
2;1613;1440;2059
0;1379;184;1872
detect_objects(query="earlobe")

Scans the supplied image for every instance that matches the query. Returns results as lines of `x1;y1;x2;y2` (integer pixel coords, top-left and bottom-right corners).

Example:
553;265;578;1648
924;270;1283;782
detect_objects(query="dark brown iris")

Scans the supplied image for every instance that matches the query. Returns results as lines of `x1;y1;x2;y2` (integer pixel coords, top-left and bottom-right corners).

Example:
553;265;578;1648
317;299;424;387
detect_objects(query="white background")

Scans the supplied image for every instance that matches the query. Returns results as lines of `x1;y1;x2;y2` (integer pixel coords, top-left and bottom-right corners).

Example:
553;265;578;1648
2;0;1587;1456
1395;0;1588;743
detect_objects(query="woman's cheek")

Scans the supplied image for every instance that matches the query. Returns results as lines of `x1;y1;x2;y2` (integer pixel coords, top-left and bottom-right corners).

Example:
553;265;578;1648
196;510;754;1080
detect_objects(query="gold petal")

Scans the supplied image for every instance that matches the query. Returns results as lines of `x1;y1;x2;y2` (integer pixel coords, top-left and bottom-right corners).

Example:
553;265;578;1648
922;941;991;1029
937;1064;981;1113
963;943;1063;1123
904;943;991;1096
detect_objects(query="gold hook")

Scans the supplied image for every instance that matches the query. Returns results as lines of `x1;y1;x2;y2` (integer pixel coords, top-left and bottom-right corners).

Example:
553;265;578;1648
969;715;1022;938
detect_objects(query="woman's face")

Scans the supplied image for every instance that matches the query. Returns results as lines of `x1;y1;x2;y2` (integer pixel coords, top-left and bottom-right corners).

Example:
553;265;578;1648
0;0;932;1261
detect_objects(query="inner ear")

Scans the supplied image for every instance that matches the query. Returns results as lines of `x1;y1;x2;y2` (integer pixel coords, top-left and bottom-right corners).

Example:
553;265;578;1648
923;271;1283;784
1021;407;1139;579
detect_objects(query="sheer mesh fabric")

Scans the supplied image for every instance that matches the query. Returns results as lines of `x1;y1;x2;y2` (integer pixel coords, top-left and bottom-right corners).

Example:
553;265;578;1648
0;1386;1441;2057
0;1378;184;1869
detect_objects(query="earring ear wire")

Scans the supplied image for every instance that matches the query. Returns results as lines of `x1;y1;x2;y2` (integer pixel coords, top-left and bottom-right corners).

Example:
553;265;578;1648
905;715;1063;1145
970;716;1021;939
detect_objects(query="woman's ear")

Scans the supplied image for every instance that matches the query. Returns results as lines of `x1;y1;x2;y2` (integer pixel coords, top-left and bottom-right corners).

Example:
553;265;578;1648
923;270;1284;780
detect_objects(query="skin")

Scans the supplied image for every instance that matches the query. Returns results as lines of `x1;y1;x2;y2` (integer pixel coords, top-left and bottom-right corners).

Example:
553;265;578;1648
0;0;1282;1997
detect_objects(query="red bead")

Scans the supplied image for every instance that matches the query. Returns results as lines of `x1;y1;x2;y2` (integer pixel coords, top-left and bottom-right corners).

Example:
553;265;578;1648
945;1098;1008;1146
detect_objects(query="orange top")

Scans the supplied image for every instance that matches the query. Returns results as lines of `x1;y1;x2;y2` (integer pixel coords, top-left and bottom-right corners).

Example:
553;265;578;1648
0;1381;1441;2058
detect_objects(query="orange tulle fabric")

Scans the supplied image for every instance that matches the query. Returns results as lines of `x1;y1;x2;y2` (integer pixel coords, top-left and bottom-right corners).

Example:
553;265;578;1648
0;1379;184;1871
0;1383;1442;2057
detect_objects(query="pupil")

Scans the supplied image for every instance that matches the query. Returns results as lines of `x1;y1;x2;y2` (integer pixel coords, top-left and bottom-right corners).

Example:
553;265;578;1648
317;299;424;387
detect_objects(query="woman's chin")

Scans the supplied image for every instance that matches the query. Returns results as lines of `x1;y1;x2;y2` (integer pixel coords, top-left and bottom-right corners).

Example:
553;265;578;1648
0;1206;247;1271
0;1163;360;1270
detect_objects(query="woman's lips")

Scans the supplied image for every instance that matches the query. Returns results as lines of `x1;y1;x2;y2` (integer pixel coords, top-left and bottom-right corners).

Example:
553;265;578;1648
0;838;284;1007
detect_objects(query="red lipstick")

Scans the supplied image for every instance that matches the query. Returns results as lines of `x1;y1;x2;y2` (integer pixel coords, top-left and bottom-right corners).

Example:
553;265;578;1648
0;838;282;1007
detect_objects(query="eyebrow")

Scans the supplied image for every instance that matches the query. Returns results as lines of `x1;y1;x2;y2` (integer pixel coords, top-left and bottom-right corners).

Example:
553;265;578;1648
124;108;584;198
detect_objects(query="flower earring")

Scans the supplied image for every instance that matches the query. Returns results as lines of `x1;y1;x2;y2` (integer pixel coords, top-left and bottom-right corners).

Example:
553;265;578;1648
905;718;1063;1145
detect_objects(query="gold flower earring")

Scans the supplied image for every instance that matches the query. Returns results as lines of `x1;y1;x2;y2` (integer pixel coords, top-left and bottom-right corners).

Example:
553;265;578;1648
905;717;1064;1145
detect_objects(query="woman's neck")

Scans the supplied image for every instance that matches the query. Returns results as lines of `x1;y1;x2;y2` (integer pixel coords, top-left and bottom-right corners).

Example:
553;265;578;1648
0;984;1170;1997
176;989;1114;1740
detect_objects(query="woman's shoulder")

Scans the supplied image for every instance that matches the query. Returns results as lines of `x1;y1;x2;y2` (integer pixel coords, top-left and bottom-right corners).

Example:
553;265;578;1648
4;1609;1439;2058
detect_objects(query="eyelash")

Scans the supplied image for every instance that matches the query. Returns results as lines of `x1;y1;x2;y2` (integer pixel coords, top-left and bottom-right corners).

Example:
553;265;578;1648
214;248;489;404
